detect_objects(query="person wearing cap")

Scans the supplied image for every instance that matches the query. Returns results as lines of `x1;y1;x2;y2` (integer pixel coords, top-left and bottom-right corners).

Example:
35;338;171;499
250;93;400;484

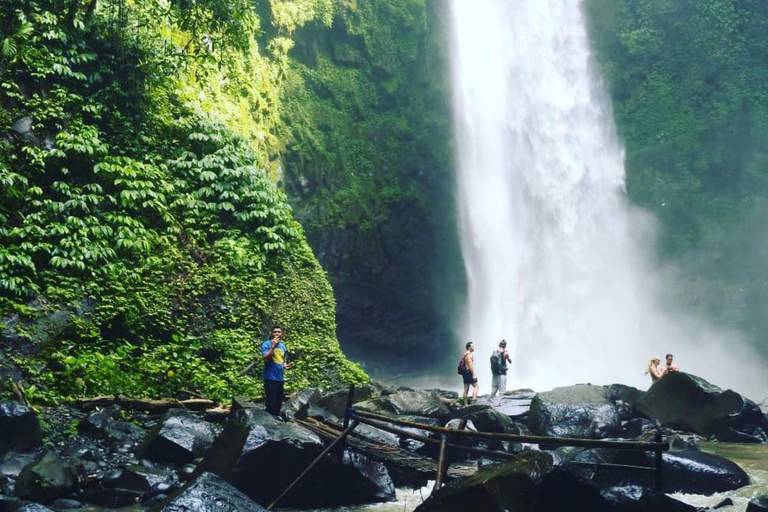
490;339;511;397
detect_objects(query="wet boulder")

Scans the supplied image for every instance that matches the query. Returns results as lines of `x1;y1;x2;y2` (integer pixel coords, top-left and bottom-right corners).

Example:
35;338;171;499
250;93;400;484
476;389;535;419
156;471;267;511
78;405;146;448
606;384;645;422
601;485;695;512
0;401;41;453
414;451;611;512
282;388;323;420
355;390;452;422
529;385;621;439
593;448;749;495
747;495;768;512
621;418;658;439
198;409;395;508
636;372;768;441
317;384;380;417
16;451;78;504
138;409;217;464
454;404;517;433
15;504;56;512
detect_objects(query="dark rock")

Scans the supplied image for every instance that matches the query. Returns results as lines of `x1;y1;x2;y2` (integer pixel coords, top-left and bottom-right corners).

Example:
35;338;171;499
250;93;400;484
0;402;41;453
15;504;56;512
355;390;452;421
50;498;84;509
138;409;216;464
414;451;610;512
353;423;399;446
79;487;144;508
529;385;621;439
101;465;175;495
636;372;766;441
621;418;658;439
714;498;733;509
593;449;749;495
16;451;78;504
747;495;768;512
476;389;535;418
198;408;394;507
318;384;379;417
600;485;695;512
282;388;323;419
178;464;196;481
606;385;645;411
0;452;37;482
231;396;259;411
155;471;267;511
301;404;339;422
454;404;516;433
78;405;121;435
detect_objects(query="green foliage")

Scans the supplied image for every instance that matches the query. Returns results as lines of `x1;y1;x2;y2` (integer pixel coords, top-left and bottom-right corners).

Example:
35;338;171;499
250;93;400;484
586;0;768;352
278;0;460;352
0;0;368;403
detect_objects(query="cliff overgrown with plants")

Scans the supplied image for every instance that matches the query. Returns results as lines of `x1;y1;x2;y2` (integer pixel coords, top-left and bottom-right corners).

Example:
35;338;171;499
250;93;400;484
0;0;370;403
586;0;768;356
279;0;459;367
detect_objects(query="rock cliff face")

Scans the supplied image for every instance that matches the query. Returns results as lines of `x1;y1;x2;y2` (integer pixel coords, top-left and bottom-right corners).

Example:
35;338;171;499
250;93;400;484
279;0;464;371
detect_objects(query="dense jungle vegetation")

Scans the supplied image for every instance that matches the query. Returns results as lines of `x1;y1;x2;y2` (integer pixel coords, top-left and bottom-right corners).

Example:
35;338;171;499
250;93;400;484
0;0;375;403
2;0;767;403
586;0;768;356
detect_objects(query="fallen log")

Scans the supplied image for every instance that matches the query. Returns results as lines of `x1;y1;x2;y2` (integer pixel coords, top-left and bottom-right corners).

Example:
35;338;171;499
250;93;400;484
75;395;216;413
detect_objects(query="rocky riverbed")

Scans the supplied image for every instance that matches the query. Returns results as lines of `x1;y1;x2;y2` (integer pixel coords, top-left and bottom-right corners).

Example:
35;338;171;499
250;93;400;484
1;372;767;511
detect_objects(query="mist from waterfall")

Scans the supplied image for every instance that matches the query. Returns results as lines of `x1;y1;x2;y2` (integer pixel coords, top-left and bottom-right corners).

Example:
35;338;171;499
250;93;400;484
449;0;768;398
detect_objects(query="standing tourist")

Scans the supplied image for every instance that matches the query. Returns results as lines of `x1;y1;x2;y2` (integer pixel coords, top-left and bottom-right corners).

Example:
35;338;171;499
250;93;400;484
460;342;478;406
645;356;664;383
663;353;680;375
490;339;511;397
261;325;293;417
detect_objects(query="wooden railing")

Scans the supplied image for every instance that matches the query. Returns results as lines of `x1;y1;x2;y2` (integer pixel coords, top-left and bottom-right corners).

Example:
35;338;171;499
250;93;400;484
267;385;669;509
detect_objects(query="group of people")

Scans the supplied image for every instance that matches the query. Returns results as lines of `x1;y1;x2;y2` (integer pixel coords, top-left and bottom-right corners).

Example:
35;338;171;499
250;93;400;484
262;327;683;417
458;344;683;407
458;339;511;406
645;353;680;382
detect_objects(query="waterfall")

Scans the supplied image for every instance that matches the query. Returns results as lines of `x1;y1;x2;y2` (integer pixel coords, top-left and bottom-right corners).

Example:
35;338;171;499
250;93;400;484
449;0;768;397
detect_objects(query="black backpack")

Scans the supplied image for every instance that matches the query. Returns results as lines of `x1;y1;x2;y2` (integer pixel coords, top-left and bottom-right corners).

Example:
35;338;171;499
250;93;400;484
457;355;467;375
491;350;507;375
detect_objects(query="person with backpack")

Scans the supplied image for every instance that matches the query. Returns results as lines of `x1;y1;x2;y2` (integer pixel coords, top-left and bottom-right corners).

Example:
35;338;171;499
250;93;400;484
459;341;478;406
490;339;511;397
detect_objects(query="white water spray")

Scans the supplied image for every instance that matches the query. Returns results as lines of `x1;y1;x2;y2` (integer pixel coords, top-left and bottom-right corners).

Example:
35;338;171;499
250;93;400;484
449;0;768;398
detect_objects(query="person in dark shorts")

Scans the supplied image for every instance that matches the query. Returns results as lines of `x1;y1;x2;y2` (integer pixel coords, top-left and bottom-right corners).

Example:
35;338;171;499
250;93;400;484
461;341;478;406
261;326;293;416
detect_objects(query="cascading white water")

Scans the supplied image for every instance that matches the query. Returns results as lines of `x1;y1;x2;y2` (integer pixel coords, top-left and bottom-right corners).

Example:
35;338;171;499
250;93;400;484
449;0;768;397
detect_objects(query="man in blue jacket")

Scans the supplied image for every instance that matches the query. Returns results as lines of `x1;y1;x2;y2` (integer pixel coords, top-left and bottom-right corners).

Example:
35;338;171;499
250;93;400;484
261;325;293;416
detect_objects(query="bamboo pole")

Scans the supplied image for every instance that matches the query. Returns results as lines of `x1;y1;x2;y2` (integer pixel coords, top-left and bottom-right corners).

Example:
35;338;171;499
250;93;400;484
266;420;359;511
434;438;448;490
433;418;467;492
354;410;669;451
355;415;516;460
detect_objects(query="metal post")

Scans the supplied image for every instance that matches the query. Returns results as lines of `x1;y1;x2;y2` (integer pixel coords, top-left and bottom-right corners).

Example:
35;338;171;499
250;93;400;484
343;384;355;429
654;431;663;492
